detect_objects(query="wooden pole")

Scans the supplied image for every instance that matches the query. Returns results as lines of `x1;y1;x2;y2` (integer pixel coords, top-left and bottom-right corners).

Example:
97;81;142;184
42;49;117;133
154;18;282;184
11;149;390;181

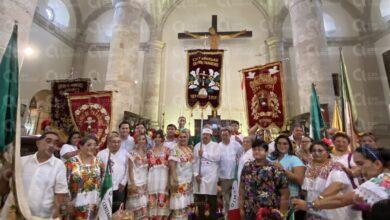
197;108;204;191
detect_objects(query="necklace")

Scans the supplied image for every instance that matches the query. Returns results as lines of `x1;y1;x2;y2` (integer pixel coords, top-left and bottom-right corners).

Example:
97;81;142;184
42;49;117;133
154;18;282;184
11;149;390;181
306;160;331;179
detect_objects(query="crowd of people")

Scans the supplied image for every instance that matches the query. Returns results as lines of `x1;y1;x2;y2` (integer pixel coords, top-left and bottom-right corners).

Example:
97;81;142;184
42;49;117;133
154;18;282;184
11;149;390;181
0;117;389;220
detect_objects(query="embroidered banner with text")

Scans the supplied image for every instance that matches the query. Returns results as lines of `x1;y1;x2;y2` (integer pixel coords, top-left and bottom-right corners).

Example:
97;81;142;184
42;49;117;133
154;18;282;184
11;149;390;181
187;49;223;109
242;61;285;130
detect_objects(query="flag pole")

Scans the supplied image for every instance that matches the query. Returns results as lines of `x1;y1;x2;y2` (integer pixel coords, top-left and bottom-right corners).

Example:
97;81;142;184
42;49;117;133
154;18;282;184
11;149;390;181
197;107;204;191
339;47;346;132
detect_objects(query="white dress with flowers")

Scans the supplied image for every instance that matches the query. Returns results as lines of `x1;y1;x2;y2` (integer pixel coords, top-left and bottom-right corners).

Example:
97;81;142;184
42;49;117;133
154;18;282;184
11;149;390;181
169;145;194;219
147;146;170;217
126;150;148;219
355;172;390;206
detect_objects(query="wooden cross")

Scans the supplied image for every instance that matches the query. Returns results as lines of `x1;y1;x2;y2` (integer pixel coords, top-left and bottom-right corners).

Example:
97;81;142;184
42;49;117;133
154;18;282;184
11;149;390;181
178;15;252;49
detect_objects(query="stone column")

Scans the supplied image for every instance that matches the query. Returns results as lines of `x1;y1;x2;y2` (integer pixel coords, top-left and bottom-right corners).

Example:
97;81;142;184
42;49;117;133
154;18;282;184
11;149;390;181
72;33;88;78
0;0;38;63
288;0;333;113
142;40;165;128
265;36;283;62
105;0;142;129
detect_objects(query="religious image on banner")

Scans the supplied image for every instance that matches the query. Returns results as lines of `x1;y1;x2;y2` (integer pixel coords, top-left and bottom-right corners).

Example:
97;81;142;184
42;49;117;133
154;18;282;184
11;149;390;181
242;61;285;130
187;49;224;108
51;79;90;130
68;91;112;149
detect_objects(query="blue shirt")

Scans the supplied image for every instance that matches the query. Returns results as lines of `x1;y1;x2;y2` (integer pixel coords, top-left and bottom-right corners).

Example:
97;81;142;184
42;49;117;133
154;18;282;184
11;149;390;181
268;154;305;197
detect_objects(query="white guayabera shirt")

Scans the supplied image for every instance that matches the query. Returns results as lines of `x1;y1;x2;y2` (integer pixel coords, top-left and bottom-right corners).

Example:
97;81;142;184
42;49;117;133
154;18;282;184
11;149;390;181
218;140;243;180
97;148;128;191
22;153;69;218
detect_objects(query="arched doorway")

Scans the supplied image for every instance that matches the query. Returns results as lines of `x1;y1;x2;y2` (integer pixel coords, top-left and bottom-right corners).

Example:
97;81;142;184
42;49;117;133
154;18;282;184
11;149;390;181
25;90;52;135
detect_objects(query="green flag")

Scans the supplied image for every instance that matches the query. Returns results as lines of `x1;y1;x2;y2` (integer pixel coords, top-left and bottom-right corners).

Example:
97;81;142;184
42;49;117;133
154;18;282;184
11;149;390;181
339;48;358;148
286;206;295;220
98;154;113;219
310;83;324;141
0;25;19;151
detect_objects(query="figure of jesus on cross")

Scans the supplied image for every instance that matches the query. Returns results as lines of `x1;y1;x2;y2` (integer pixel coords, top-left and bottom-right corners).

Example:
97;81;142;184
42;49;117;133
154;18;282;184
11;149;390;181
178;15;252;50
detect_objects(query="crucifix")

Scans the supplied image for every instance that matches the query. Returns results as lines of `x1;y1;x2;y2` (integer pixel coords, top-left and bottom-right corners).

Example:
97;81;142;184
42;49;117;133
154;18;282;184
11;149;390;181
178;15;252;50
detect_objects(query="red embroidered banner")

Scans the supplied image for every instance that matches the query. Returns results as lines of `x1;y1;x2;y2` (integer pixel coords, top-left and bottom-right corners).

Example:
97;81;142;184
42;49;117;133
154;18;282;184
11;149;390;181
68;91;112;149
187;49;223;109
51;79;90;130
242;61;285;130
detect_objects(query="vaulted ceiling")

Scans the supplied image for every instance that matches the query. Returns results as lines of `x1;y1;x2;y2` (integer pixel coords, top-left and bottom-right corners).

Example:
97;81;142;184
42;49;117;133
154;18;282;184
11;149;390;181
43;0;385;40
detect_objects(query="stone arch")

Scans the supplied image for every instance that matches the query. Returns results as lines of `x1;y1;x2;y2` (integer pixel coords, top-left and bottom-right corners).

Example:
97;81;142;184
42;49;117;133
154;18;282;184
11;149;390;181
27;90;53;134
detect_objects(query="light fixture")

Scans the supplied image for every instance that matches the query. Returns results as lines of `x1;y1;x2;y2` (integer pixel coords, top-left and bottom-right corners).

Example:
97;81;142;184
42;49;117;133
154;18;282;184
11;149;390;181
24;47;34;56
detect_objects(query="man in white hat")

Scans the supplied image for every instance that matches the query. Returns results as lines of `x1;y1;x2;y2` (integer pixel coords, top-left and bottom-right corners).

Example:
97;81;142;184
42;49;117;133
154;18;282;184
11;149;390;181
193;127;221;219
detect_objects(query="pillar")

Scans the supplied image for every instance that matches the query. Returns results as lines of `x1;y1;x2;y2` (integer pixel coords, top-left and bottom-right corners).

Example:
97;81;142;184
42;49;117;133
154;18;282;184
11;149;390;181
105;0;142;129
288;0;333;113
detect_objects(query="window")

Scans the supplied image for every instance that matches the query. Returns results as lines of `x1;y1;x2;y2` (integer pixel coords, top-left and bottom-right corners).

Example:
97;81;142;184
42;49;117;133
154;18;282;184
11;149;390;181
47;0;70;27
323;13;336;34
380;0;390;21
45;7;55;21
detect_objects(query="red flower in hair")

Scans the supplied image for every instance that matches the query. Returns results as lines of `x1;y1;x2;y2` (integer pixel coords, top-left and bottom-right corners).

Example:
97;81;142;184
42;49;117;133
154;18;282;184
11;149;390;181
322;138;332;147
40;118;52;131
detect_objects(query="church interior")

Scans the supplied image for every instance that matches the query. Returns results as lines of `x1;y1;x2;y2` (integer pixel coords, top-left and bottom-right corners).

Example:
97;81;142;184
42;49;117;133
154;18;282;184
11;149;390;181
1;0;390;145
1;1;390;219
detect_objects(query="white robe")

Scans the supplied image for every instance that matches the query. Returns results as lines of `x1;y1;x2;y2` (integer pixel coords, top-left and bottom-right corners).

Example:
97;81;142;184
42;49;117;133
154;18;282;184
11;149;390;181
193;141;221;195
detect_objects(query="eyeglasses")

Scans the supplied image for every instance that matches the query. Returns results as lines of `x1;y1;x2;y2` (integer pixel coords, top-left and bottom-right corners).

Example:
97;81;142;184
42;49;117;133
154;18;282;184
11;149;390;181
277;142;289;145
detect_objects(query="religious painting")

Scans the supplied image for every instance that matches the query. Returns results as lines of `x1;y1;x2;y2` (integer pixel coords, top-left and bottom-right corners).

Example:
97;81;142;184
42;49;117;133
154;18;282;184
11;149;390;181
51;78;90;131
123;111;151;134
68;91;112;149
187;49;224;109
242;61;285;130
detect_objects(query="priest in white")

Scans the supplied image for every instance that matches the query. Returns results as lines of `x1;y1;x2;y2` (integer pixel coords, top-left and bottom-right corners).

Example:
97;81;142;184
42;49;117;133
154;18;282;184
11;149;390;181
97;132;128;213
218;127;243;215
193;128;221;219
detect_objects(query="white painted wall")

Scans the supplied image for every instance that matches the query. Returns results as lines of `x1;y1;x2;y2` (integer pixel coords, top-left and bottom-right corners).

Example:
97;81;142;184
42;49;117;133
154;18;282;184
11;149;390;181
20;23;74;106
161;0;269;134
322;1;360;37
85;10;114;43
371;0;389;32
283;0;360;39
375;33;390;119
83;50;109;90
36;0;77;38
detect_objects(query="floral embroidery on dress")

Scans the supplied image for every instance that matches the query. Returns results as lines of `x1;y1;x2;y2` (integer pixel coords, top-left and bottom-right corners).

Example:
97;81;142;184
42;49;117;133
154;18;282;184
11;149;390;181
240;161;288;217
65;156;104;220
147;146;170;218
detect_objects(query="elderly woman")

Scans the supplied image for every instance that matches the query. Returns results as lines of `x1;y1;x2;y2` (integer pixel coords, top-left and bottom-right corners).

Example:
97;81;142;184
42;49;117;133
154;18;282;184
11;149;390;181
65;135;104;219
293;147;390;217
301;141;362;220
359;132;379;149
